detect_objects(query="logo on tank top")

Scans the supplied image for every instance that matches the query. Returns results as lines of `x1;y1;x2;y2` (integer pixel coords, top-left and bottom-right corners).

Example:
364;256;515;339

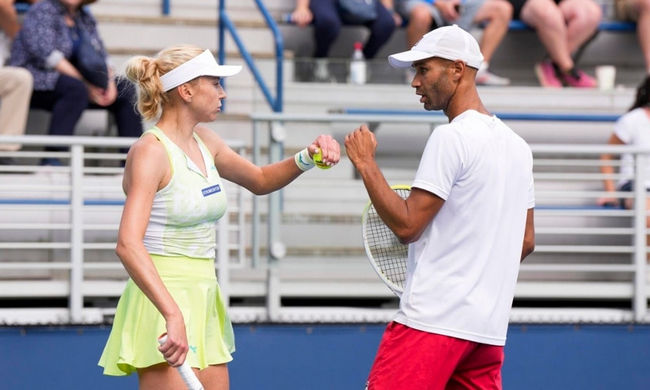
201;184;222;197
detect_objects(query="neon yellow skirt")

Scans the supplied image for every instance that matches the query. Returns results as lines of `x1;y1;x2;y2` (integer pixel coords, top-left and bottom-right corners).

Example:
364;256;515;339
98;254;235;376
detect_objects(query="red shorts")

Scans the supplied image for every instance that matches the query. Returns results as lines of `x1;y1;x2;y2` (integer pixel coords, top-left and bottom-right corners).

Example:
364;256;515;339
366;322;504;390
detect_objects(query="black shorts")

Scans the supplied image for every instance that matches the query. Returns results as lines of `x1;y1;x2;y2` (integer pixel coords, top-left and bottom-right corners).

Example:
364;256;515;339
508;0;562;21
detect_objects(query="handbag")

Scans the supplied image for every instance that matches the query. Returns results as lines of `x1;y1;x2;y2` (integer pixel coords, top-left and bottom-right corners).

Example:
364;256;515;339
73;26;109;89
337;0;377;25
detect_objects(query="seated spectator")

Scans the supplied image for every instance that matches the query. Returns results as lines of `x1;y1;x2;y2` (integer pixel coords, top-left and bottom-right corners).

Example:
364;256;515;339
507;0;601;88
9;0;143;165
598;76;650;212
393;0;513;86
614;0;650;75
290;0;399;82
0;0;34;165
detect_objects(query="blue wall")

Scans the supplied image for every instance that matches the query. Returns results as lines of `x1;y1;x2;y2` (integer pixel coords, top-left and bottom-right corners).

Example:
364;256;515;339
1;324;649;389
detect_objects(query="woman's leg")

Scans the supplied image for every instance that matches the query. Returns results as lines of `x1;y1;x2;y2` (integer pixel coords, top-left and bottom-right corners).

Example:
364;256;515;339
363;2;396;59
138;363;229;390
309;0;341;58
138;363;197;390
30;74;88;152
521;0;574;71
197;364;229;390
558;0;602;54
106;78;143;138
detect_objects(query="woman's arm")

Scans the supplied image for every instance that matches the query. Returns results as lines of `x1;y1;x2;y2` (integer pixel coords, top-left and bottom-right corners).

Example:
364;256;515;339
598;133;625;206
0;0;20;38
115;136;189;366
19;2;66;69
196;126;340;195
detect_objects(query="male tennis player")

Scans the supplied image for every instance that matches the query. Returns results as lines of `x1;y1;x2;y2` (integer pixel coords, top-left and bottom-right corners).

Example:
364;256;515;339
345;25;535;389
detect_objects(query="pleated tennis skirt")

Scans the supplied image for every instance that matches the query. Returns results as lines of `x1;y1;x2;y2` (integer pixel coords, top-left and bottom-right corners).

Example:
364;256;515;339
98;254;235;376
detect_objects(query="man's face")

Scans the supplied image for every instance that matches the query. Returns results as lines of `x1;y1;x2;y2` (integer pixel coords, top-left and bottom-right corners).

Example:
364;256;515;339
411;57;456;112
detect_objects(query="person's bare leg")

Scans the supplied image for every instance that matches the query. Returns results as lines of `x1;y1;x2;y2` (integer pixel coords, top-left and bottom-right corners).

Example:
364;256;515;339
407;5;435;47
138;363;200;390
521;0;574;71
472;0;512;63
197;364;229;390
635;0;650;72
558;0;601;54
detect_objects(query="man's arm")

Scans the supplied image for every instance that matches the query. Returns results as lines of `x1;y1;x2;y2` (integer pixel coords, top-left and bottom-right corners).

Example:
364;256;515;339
521;208;535;262
345;125;444;244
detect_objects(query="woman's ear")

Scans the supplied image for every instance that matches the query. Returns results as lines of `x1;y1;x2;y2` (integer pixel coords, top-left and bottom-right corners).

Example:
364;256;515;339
176;83;193;103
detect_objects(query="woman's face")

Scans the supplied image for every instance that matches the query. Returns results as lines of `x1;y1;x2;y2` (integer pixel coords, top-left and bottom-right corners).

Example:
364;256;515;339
59;0;84;11
191;76;226;122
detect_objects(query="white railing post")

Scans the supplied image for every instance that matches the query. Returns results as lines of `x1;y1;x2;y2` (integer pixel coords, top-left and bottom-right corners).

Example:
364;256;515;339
251;120;261;268
69;144;84;323
634;153;648;321
266;121;286;321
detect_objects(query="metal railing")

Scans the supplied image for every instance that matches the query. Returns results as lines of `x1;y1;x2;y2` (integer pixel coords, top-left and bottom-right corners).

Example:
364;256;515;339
0;135;246;324
2;114;650;324
250;112;650;323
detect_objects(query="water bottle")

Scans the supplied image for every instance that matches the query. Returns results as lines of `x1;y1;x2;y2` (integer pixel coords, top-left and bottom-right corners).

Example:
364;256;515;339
349;41;366;85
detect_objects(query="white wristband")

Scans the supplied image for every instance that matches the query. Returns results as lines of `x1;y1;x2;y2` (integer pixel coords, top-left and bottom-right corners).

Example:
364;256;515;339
294;148;315;171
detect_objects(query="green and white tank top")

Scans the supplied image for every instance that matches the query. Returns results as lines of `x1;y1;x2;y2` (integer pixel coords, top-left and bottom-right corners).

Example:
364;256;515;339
143;127;227;259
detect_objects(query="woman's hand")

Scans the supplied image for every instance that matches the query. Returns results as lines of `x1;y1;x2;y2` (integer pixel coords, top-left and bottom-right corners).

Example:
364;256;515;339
291;5;313;27
88;79;118;107
158;314;189;367
597;196;619;208
308;134;340;167
436;0;461;21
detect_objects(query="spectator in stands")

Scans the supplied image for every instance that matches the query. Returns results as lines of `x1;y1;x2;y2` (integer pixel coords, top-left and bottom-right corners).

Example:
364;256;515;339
507;0;601;88
614;0;650;74
98;45;340;388
345;25;534;389
290;0;399;82
9;0;142;165
598;76;650;214
0;0;34;165
393;0;513;86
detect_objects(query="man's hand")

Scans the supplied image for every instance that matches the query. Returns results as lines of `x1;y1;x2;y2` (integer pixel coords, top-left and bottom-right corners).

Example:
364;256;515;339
344;124;377;172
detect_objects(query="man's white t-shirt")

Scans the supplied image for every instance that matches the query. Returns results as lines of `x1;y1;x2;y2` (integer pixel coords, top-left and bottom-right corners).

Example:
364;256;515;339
614;107;650;188
393;110;535;346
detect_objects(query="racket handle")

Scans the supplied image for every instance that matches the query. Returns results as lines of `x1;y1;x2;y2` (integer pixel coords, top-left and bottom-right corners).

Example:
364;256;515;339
158;335;204;390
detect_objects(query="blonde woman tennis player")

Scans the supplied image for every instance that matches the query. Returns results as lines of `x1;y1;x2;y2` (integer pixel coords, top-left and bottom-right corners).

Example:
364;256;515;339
99;45;340;389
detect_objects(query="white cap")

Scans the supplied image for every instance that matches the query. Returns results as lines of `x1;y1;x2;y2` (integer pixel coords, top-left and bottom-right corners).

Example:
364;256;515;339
160;49;242;92
388;25;484;69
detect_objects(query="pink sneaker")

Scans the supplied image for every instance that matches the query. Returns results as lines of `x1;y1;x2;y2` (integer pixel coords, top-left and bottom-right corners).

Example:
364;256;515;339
534;61;562;88
560;69;597;88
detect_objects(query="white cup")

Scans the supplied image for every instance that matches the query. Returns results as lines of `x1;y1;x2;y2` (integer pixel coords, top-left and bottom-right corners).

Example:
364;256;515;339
595;65;616;91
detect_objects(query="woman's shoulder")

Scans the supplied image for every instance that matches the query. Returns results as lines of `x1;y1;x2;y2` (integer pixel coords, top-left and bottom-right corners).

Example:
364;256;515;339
129;132;168;163
26;0;60;16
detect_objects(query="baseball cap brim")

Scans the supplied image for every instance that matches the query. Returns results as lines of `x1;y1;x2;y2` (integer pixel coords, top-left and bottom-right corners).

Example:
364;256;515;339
388;50;436;68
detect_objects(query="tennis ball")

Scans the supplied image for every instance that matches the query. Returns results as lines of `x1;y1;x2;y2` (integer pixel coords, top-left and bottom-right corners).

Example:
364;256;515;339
313;148;332;170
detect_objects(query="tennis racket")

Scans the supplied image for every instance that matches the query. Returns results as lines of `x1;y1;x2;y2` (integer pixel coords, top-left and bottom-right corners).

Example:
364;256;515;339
361;185;410;296
158;334;204;390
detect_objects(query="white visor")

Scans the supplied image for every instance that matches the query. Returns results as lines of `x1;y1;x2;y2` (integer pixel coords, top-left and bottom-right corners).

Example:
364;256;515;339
160;49;242;92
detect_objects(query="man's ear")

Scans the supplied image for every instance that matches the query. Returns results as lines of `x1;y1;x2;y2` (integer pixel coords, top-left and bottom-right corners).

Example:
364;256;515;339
451;60;466;80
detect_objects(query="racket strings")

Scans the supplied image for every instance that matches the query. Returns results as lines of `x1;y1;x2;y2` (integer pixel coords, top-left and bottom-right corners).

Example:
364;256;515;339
364;188;410;290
